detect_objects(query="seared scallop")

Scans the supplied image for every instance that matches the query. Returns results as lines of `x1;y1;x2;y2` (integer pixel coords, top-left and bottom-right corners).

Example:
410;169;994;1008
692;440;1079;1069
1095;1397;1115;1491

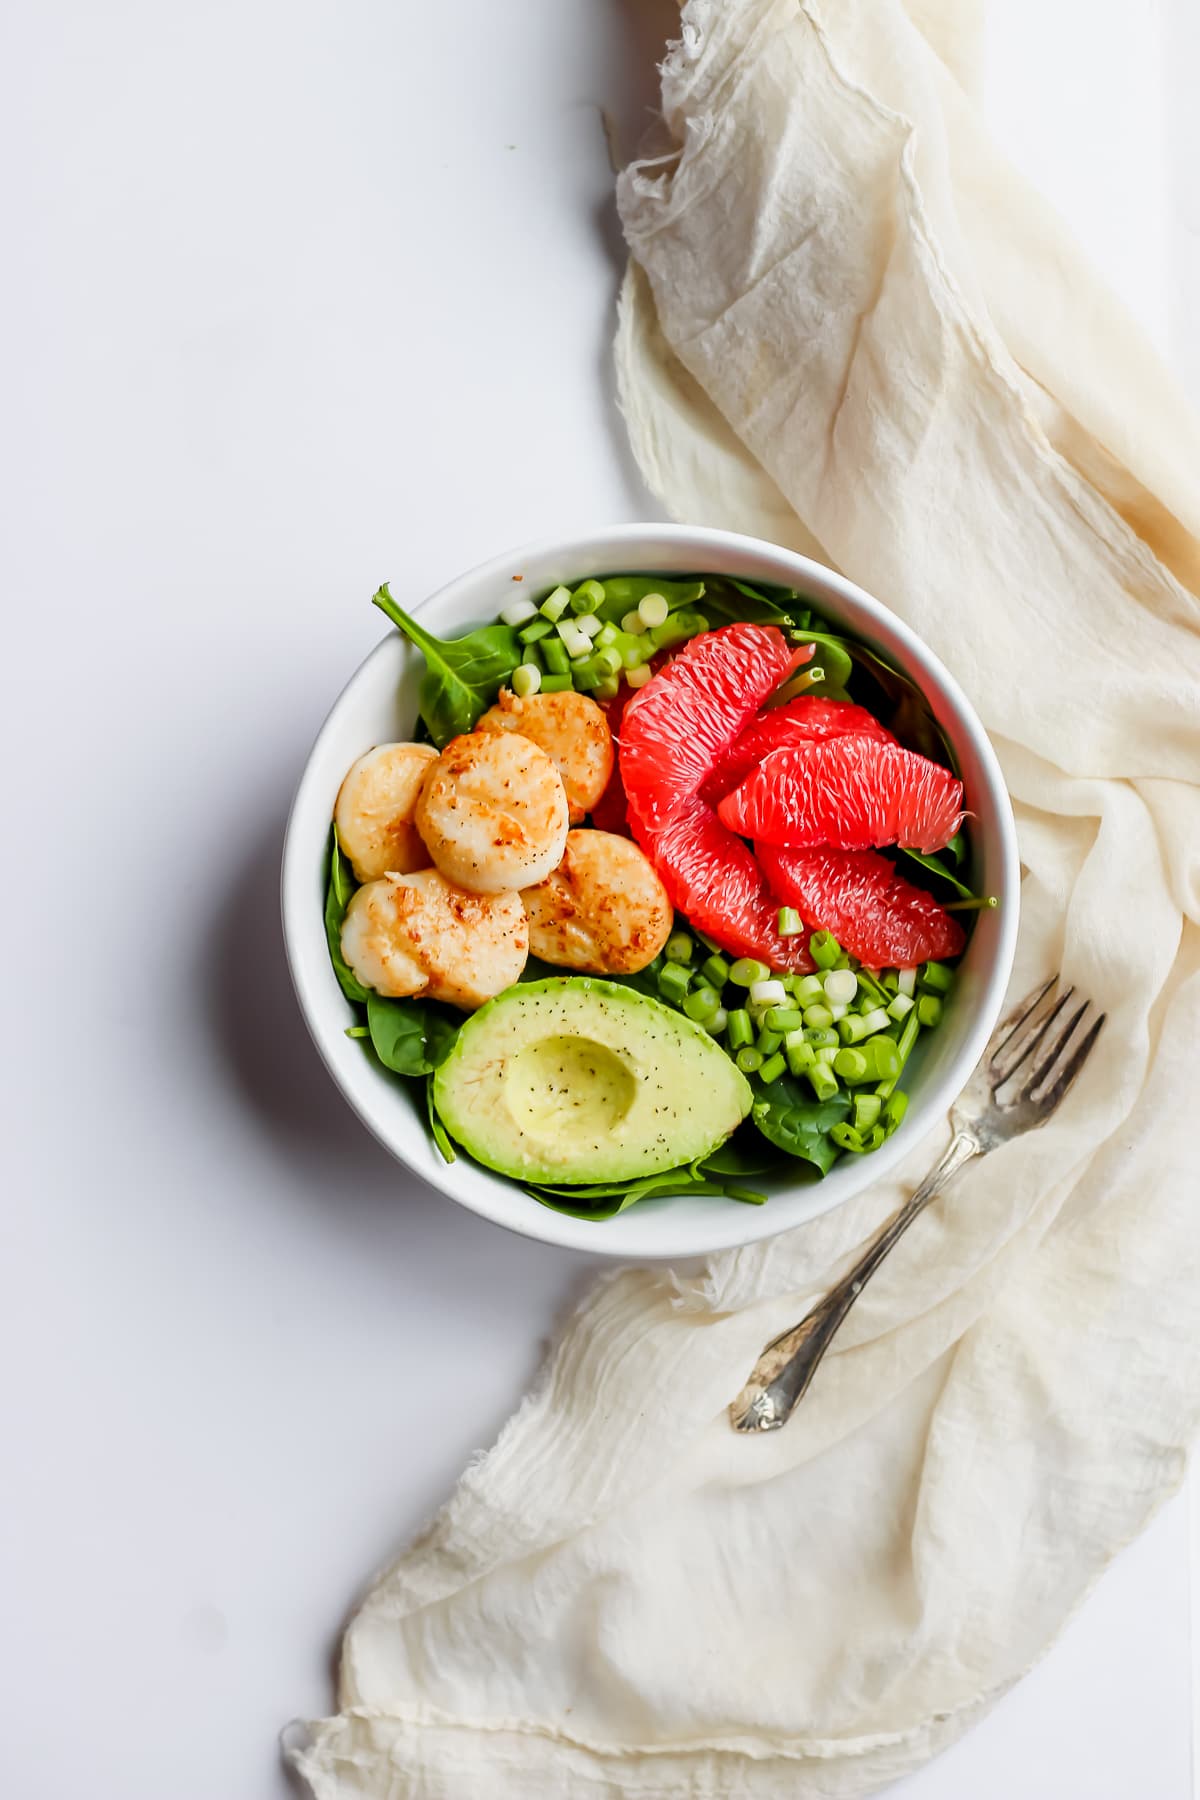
415;729;569;894
340;869;528;1011
476;688;614;824
335;742;438;882
520;829;672;975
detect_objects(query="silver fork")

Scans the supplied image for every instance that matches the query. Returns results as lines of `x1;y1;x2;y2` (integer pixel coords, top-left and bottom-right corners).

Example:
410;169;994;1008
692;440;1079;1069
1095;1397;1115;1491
729;976;1106;1433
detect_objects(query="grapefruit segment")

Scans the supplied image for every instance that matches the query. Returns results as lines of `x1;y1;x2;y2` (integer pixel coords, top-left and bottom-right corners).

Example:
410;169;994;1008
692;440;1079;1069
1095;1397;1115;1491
758;843;965;969
633;800;814;972
700;696;898;804
718;737;964;853
620;623;804;832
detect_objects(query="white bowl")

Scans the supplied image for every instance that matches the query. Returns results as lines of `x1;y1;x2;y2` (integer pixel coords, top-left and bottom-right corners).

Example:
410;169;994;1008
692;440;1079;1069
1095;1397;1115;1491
282;524;1019;1259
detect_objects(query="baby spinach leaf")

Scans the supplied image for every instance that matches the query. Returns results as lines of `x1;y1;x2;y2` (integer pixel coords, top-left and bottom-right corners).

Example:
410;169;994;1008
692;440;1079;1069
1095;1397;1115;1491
694;583;805;633
426;1076;457;1164
324;827;370;1004
696;1125;791;1179
372;582;522;746
748;1072;851;1176
366;992;460;1076
895;845;979;902
703;578;805;627
781;617;956;769
525;1163;764;1219
593;574;705;625
849;643;958;769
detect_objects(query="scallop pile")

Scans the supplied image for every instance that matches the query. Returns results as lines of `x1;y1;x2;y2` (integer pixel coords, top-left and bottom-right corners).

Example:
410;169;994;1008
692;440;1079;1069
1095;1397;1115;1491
334;688;672;1009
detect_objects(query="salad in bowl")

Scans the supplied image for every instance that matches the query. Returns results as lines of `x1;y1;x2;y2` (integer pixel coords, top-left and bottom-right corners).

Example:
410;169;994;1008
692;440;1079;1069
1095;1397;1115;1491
282;525;1018;1258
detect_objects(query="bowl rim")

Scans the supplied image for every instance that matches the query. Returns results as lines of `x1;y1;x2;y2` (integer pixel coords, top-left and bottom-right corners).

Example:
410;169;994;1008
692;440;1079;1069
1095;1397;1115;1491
281;522;1020;1260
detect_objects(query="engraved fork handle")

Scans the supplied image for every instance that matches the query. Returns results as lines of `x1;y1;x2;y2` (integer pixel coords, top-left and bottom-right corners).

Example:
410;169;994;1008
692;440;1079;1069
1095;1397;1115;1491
730;1129;981;1432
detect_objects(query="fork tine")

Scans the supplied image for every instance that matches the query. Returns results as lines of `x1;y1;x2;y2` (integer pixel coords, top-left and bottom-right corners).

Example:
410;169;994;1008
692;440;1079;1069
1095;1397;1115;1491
1025;1011;1107;1112
991;981;1073;1084
1014;997;1090;1096
990;976;1057;1066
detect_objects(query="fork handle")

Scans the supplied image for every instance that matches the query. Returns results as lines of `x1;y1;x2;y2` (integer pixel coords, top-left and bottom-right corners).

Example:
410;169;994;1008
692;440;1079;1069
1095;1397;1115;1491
729;1129;980;1432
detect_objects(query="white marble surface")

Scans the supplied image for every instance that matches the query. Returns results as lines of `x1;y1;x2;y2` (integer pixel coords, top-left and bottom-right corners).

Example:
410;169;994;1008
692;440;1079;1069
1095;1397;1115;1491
0;3;1194;1796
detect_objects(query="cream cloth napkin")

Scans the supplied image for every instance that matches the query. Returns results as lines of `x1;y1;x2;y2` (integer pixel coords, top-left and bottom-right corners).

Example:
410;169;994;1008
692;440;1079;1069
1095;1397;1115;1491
293;1;1200;1793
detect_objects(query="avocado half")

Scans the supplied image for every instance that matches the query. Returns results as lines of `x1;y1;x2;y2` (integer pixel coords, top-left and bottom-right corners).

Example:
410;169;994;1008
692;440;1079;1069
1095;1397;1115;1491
432;977;752;1185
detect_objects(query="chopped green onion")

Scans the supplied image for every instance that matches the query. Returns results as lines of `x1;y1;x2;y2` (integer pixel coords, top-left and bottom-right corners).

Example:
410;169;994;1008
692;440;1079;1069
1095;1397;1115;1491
829;1003;849;1023
794;974;825;1007
540;586;571;622
853;1094;882;1134
920;961;954;994
917;994;944;1028
785;1039;815;1076
810;930;841;969
538;672;573;693
345;1024;369;1038
823;968;858;1007
875;1009;920;1098
726;1009;754;1051
625;664;654;689
649;608;708;650
806;1062;839;1101
500;595;538;628
701;952;731;989
830;1123;863;1153
859;1008;891;1036
884;1090;909;1132
594;645;622;676
621;610;648;636
519;617;553;645
570;579;605;615
897;967;917;997
637;592;670;628
704;1007;728;1035
572;659;601;692
594;676;620;702
564;630;600;666
803;1026;838;1047
759;1051;786;1084
803;1004;834;1030
594;622;618;649
730;959;770;987
683;984;721;1022
576;614;603;640
658;962;692;1004
887;992;915;1022
541;637;570;675
736;1047;763;1074
665;931;694;964
766;1005;804;1032
750;978;788;1007
834;1047;870;1083
777;906;803;937
854;969;890;1007
756;1028;783;1057
837;1013;870;1045
815;1045;840;1065
511;662;542;698
865;1035;901;1083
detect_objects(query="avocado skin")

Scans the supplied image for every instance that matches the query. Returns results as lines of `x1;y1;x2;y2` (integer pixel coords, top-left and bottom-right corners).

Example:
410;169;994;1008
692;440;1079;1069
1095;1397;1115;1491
433;977;752;1186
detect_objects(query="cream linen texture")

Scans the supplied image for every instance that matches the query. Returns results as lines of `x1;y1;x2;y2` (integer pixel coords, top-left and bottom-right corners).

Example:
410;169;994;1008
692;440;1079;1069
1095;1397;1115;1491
292;1;1200;1794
